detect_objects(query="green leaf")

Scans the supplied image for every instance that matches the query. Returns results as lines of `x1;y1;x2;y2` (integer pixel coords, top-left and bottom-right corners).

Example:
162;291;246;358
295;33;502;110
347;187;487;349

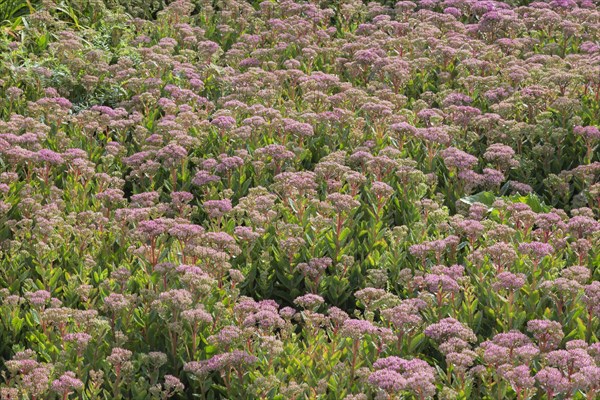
459;191;496;207
11;315;23;332
408;333;425;352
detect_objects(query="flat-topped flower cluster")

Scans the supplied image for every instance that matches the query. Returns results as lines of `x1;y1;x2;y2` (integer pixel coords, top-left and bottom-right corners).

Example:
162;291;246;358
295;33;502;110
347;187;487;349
1;0;600;398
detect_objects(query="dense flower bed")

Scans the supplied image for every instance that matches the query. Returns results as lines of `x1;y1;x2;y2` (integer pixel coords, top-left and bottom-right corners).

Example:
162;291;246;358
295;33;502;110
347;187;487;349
1;0;600;398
